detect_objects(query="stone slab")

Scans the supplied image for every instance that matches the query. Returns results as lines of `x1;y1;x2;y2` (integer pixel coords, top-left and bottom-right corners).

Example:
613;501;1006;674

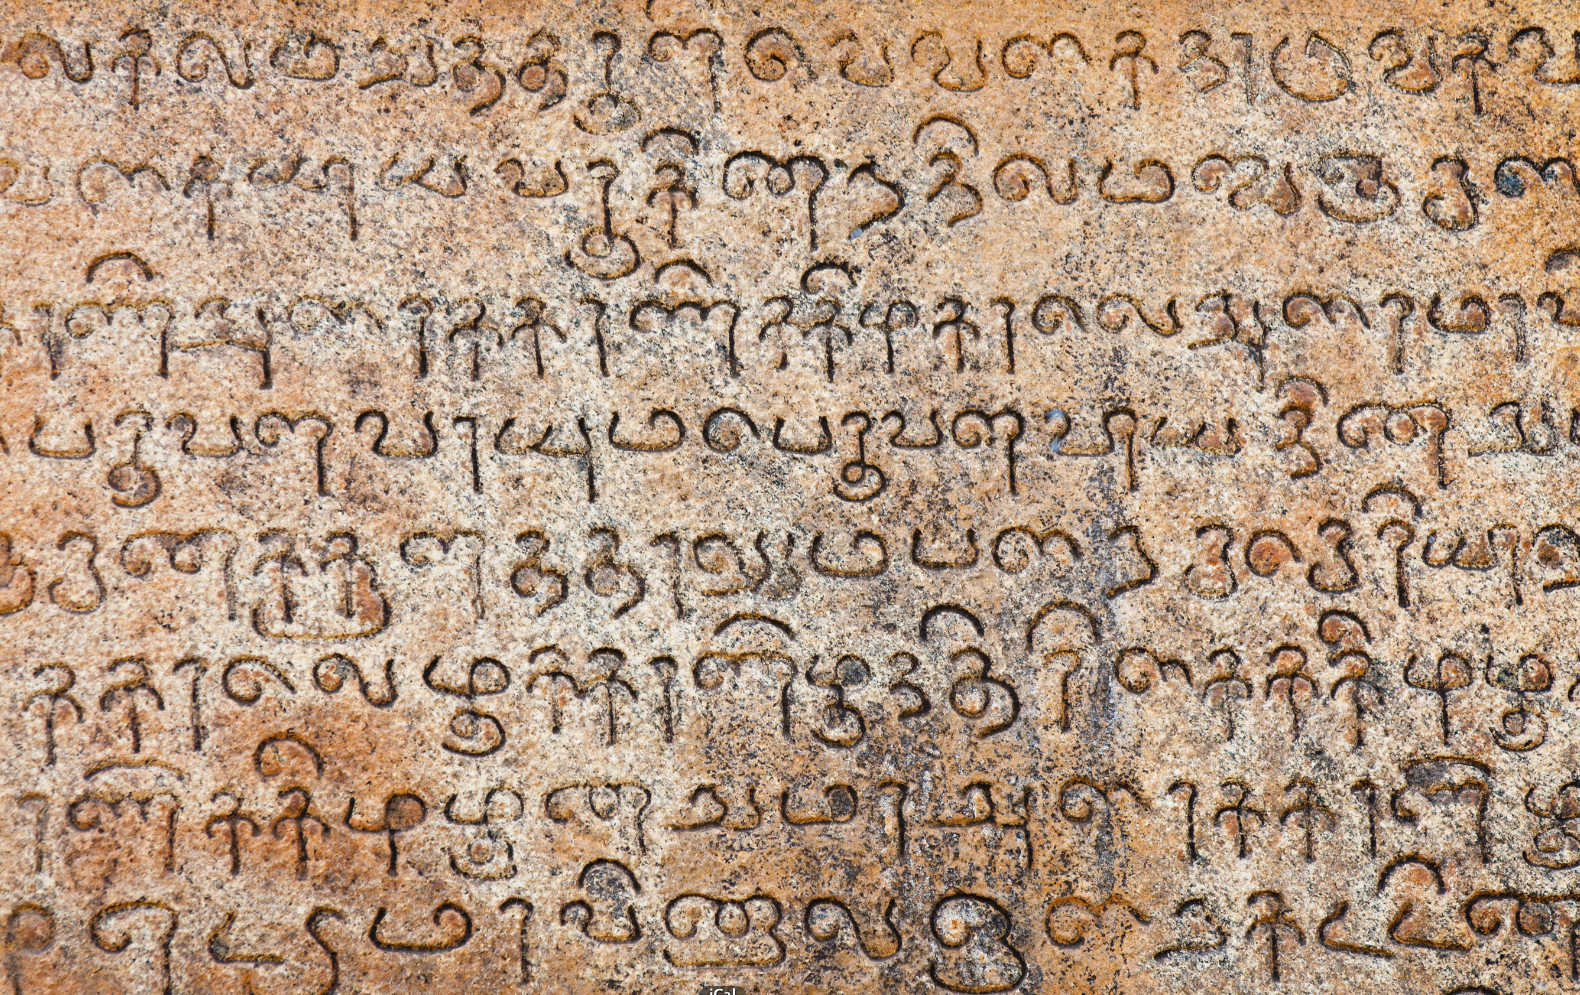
0;0;1578;992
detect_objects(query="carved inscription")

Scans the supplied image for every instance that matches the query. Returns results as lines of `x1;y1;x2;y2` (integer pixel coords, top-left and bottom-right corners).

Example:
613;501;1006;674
0;0;1576;992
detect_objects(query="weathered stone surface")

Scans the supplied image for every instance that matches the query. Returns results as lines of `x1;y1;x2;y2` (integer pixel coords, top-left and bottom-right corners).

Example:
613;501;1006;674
1;0;1578;991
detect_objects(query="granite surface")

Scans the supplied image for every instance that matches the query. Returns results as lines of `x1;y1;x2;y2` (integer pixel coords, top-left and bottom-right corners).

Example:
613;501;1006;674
1;0;1579;991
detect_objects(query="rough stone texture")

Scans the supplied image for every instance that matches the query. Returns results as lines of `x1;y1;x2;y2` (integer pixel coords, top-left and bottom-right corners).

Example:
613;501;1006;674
0;0;1578;991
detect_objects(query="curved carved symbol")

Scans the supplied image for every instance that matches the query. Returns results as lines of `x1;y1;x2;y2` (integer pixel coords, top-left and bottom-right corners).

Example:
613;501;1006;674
369;903;473;953
90;901;178;995
991;526;1080;576
1183;524;1237;599
664;894;786;966
745;28;809;83
810;530;888;578
1003;32;1090;79
1115;647;1192;696
259;411;333;494
0;533;35;616
514;29;566;109
846;160;904;240
509;530;566;616
1213;779;1267;858
378;155;468;197
5;903;56;992
1245;891;1306;981
451;36;505;116
26;665;82;767
806;897;900;959
254;731;324;780
425;656;510;755
85;250;155;284
438;709;504;757
1369;30;1440;94
1313;155;1399;222
929;895;1025;992
99;657;163;753
247;157;358;239
1273;377;1326;475
584;528;645;618
1524;781;1580;869
1423;157;1477;231
574;32;640;134
723;152;827;251
357;35;437;90
271;788;331;880
1193;155;1301;214
912;528;978;572
249;532;387;640
951;408;1022;494
830;31;892;87
834;412;886;501
649;30;723;110
1304;519;1358;593
269;31;339;80
345;793;427;876
314;654;397;707
1270;32;1352;101
699;409;757;454
1392;758;1492;864
2;32;94;83
1153;898;1227;959
653;200;710;250
443;787;524;879
402;531;485;618
609;409;684;452
180;157;231;241
668;784;763;832
546;782;649;852
1510;26;1580;86
940;649;1015;739
0;157;53;208
177;32;253;88
116;530;233;625
1201;650;1251;741
1317;900;1393;959
496;158;567;200
566;161;639;279
561;859;642;942
498;898;535;983
527;646;638;744
1058;779;1146;867
994;155;1078;206
1376;857;1471;951
1045;895;1150;949
1264;647;1327;742
1486;653;1553;752
1404;652;1472;744
912;32;986;92
798;655;865;747
109;29;159;109
911;117;982;228
1109;30;1157;109
499;296;565;380
1448;32;1496;114
207;909;295;995
1494;155;1580;200
780;782;857;826
221;656;296;706
1177;30;1228;92
1280;778;1335;861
